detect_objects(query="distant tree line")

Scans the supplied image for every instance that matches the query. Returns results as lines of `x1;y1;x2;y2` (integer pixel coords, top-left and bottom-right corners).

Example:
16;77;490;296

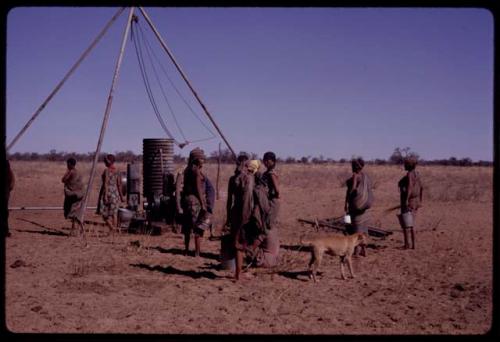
7;147;493;167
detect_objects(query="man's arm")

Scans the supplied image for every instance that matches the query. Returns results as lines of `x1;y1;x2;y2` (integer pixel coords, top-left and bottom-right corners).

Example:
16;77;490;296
175;172;183;213
405;172;413;209
270;173;280;199
226;177;235;225
195;168;207;211
61;169;72;184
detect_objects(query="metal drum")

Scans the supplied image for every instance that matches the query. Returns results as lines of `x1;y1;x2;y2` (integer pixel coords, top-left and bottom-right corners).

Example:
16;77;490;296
142;138;174;198
143;138;175;223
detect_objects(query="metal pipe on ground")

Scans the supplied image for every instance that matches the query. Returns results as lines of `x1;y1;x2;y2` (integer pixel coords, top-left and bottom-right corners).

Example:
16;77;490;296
9;206;97;211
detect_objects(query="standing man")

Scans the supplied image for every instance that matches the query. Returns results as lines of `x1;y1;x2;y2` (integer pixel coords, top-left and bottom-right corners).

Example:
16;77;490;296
181;148;208;257
398;156;423;249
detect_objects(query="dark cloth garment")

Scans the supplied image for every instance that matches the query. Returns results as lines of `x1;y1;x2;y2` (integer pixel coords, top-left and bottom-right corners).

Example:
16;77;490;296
256;169;280;232
181;166;207;237
253;227;280;268
233;169;280;267
63;169;84;220
64;195;82;220
230;170;255;237
182;165;205;198
261;169;279;200
181;194;204;236
346;172;373;213
398;170;422;213
346;172;372;235
205;177;215;214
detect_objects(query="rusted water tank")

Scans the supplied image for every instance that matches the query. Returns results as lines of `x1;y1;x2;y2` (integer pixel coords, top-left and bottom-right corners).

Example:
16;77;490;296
142;138;174;198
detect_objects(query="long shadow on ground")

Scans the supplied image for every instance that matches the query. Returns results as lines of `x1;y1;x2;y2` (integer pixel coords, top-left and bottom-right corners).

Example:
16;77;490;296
130;263;220;280
149;246;220;261
277;270;318;282
16;218;69;236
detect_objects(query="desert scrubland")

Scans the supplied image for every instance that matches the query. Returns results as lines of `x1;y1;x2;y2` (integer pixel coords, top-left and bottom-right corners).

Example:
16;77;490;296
4;161;493;334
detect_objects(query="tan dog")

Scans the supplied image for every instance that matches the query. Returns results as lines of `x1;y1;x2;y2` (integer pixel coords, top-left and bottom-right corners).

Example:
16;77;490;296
301;233;368;282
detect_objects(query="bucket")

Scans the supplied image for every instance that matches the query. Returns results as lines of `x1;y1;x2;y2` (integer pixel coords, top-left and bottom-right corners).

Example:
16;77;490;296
221;258;235;271
398;212;414;228
220;234;235;271
118;208;134;228
343;215;351;224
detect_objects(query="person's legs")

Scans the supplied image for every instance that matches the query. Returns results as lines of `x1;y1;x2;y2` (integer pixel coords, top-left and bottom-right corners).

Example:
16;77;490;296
410;227;415;249
235;249;244;280
194;234;201;257
403;228;409;249
184;232;191;255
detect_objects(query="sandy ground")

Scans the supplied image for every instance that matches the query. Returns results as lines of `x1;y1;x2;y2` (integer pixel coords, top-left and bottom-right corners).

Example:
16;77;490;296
4;161;493;334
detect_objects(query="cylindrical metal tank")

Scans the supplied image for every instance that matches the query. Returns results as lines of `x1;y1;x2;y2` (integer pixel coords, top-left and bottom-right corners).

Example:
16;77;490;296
142;138;174;198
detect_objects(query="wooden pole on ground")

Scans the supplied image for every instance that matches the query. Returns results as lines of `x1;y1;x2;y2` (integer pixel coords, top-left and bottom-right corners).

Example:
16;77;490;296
77;7;136;225
6;7;126;152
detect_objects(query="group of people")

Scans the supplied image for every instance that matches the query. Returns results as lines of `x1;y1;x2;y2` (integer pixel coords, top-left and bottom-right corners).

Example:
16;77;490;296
175;148;281;280
4;149;423;279
60;154;124;236
344;156;423;252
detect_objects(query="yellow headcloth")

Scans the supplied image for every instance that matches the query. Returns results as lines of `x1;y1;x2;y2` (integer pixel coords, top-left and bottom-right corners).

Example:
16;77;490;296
247;160;261;174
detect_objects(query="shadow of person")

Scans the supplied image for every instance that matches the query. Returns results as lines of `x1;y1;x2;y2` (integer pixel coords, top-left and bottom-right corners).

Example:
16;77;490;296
130;263;220;280
16;218;70;236
150;246;220;261
277;270;320;282
15;229;69;237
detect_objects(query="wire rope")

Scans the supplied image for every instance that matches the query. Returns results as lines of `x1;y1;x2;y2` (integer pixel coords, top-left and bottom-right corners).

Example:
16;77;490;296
137;22;217;139
135;22;188;142
130;21;180;145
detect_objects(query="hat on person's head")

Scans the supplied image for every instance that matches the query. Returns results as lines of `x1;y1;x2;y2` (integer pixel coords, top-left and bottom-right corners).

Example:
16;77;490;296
189;147;205;162
351;157;364;171
104;154;115;165
404;156;418;169
263;151;276;162
237;152;250;164
247;160;261;174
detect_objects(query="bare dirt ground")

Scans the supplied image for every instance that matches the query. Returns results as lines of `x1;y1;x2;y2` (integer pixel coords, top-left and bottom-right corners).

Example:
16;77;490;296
4;161;493;334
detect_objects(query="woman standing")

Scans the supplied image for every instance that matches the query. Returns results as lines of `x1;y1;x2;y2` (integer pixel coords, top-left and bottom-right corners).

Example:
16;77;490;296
344;157;373;256
100;154;123;233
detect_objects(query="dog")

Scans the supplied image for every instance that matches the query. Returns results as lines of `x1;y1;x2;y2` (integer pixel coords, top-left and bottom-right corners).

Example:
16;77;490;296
301;232;368;282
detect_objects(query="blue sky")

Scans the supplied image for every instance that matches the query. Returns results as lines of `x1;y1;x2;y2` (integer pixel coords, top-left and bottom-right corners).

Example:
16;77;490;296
6;7;494;161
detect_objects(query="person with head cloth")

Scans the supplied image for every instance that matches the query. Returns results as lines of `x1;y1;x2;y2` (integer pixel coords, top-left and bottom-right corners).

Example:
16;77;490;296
225;152;250;233
233;159;259;280
181;147;208;257
233;158;281;280
99;154;124;233
398;156;423;249
344;157;373;257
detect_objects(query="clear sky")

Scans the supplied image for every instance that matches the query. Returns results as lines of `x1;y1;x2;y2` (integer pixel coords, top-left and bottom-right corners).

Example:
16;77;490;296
6;7;494;161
